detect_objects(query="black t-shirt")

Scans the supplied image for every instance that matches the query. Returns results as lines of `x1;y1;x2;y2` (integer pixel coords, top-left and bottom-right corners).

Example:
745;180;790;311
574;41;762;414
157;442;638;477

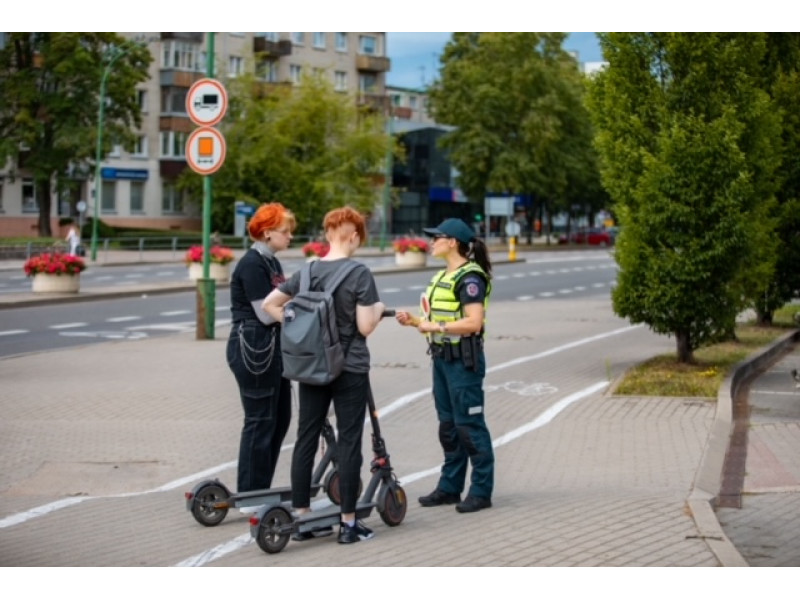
229;247;285;323
279;258;380;373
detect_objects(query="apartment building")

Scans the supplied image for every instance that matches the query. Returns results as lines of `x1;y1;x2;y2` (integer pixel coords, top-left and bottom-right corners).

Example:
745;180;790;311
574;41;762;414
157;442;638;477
387;84;434;124
0;32;390;237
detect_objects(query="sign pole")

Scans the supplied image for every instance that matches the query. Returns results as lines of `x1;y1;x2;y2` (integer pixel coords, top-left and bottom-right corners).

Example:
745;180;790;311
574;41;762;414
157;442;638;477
197;32;216;340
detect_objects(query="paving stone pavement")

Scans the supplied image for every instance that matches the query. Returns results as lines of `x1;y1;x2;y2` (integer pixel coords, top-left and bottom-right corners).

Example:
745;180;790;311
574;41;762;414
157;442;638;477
1;250;799;569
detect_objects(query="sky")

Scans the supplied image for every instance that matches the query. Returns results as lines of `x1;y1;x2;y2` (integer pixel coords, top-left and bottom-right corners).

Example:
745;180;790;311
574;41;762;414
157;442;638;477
386;33;603;89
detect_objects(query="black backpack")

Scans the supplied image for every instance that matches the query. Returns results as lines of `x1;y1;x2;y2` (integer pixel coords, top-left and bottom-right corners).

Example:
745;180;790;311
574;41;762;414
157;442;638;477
280;260;359;385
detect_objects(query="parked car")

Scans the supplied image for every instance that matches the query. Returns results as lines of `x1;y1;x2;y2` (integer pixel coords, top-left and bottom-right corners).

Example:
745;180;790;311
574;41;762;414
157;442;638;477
558;228;614;247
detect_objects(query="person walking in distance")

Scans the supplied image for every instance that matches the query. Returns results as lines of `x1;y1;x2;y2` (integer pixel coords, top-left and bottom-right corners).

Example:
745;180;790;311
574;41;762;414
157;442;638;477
395;218;495;513
227;202;295;511
263;206;386;543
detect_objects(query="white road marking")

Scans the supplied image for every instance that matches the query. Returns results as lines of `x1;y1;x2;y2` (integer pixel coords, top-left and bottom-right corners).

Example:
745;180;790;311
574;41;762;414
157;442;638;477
160;310;191;316
49;322;87;329
106;316;141;323
0;329;28;336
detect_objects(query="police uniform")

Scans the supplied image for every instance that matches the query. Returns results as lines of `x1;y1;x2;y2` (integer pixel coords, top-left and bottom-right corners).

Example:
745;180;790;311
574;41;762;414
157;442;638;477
425;261;495;502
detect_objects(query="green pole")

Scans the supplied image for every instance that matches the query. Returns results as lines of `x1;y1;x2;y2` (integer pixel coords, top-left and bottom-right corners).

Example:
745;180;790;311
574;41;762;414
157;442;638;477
197;32;216;340
91;46;128;262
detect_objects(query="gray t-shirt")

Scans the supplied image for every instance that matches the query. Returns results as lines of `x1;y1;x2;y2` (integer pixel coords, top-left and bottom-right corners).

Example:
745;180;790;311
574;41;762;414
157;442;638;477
279;258;380;373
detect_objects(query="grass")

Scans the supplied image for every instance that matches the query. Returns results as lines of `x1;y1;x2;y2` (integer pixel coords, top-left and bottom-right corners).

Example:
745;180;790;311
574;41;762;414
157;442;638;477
613;303;800;398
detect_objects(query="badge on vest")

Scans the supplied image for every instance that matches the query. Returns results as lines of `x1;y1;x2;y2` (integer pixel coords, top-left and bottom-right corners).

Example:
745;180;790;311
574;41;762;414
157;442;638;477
468;405;483;415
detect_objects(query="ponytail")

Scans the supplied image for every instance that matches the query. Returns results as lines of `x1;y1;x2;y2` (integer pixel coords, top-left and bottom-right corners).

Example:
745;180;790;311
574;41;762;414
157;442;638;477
457;237;492;280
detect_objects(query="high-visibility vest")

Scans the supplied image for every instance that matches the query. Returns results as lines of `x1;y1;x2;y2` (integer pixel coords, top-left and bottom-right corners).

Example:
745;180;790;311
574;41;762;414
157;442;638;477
424;262;491;345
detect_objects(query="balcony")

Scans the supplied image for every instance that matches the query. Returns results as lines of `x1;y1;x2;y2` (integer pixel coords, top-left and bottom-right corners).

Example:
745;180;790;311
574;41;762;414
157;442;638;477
392;107;413;119
160;160;187;179
159;69;205;88
356;54;390;73
253;38;292;57
159;116;194;134
358;93;390;114
160;33;204;43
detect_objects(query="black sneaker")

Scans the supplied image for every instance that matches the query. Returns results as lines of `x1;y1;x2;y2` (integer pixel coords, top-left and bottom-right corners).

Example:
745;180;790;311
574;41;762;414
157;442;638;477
291;525;333;542
418;488;461;507
337;520;374;544
455;495;492;513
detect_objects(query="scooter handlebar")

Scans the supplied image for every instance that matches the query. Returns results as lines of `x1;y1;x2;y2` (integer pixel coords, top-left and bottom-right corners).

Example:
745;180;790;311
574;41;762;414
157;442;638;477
381;309;396;318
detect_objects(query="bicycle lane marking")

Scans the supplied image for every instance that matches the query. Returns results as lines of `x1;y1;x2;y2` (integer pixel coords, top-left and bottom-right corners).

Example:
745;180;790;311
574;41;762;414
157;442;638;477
176;380;609;567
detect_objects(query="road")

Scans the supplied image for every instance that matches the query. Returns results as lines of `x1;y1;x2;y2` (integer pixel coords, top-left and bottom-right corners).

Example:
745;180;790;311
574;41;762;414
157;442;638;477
0;251;618;357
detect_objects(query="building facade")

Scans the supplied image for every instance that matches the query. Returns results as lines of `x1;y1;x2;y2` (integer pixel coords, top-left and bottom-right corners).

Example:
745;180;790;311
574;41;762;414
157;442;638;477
0;32;390;237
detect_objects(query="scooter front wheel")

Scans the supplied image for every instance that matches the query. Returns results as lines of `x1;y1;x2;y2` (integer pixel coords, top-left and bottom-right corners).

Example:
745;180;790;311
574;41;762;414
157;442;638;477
378;483;407;527
191;483;230;527
324;470;363;506
255;506;293;554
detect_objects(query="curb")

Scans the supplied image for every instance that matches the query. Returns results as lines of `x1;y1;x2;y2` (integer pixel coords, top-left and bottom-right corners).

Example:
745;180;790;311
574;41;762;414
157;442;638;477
688;328;800;567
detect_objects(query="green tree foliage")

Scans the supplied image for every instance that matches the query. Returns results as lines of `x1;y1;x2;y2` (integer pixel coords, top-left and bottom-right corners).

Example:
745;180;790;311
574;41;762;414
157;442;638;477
0;33;151;236
181;72;391;236
428;32;604;238
588;33;781;362
748;33;800;323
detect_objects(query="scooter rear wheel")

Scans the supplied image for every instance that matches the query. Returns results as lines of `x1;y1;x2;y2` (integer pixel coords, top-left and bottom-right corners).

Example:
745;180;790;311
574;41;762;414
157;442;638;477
379;484;407;527
191;483;230;527
255;506;292;554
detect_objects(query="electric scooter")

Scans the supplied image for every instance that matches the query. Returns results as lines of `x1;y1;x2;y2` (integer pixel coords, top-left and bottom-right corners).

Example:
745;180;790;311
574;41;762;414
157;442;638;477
249;378;407;553
185;418;347;527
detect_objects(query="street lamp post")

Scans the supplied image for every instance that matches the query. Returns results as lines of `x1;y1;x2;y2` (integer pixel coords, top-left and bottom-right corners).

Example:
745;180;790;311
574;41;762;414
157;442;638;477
90;45;130;262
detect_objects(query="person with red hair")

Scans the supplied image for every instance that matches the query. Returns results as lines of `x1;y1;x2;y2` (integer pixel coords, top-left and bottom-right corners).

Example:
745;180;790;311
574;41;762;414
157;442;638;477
263;206;386;544
227;202;296;508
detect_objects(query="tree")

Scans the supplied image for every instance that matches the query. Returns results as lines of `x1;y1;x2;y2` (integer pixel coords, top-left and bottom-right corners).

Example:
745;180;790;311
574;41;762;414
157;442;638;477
0;33;151;237
180;72;392;236
428;32;604;240
587;33;781;362
746;33;800;323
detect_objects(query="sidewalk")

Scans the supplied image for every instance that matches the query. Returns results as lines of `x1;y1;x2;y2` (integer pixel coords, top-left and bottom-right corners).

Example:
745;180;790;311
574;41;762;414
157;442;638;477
1;246;798;566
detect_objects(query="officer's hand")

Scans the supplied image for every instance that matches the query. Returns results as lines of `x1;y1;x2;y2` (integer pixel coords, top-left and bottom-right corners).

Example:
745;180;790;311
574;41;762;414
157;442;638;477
396;311;415;327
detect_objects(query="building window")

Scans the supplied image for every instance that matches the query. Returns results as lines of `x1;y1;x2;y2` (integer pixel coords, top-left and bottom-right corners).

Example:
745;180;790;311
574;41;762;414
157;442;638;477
335;33;348;52
291;33;304;45
130;181;145;213
334;71;347;92
258;32;278;42
258;59;279;82
161;87;187;114
409;96;418;109
133;135;147;158
290;65;302;85
390;93;401;106
162;183;184;214
137;89;148;113
22;178;37;213
160;131;187;158
313;33;326;49
0;177;4;212
359;35;376;56
229;55;244;77
359;73;377;94
162;40;201;71
108;143;122;158
101;180;116;213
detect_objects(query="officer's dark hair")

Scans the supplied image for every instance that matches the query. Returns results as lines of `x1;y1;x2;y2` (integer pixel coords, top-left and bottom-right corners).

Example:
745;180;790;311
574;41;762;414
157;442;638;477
456;237;492;279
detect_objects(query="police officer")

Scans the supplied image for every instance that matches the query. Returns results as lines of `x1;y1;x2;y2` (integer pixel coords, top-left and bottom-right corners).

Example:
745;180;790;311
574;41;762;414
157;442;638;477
395;218;495;513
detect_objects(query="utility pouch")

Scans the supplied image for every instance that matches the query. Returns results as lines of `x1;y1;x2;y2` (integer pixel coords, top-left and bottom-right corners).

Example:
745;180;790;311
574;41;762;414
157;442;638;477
461;335;476;371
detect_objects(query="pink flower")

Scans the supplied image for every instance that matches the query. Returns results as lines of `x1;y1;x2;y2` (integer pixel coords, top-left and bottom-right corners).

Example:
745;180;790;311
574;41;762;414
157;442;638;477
302;241;330;257
392;237;429;254
184;245;235;265
23;252;86;277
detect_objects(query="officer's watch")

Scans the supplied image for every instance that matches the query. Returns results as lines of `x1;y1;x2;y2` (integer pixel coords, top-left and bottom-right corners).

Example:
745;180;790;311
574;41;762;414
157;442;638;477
438;321;447;333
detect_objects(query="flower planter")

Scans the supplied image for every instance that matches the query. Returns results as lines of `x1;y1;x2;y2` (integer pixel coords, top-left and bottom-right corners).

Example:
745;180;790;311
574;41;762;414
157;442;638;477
188;262;230;282
394;251;427;268
32;273;80;293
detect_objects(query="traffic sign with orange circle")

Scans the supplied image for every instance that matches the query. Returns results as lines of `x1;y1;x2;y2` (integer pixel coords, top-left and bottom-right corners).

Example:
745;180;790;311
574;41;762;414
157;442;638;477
185;127;227;175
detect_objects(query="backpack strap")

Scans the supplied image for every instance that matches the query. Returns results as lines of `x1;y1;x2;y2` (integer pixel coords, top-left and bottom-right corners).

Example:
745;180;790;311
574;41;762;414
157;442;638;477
299;261;313;292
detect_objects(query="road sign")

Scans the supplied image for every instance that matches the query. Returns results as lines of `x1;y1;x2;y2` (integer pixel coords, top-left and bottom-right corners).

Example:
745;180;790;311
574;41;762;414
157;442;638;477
186;78;228;127
505;220;521;237
185;127;227;175
76;201;87;213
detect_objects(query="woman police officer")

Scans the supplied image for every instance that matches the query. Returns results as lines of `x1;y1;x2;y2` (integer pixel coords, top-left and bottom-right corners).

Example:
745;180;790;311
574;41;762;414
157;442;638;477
395;218;495;513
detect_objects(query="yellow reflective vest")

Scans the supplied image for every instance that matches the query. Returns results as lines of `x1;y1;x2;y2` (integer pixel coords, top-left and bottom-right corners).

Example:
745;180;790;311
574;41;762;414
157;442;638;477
424;262;491;345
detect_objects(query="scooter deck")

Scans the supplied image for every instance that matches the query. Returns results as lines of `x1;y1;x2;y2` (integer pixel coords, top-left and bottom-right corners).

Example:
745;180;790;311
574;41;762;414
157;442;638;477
292;501;376;534
230;482;323;510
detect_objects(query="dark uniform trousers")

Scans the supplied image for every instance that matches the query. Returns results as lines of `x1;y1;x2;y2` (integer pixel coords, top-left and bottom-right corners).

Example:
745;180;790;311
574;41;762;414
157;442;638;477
431;348;494;499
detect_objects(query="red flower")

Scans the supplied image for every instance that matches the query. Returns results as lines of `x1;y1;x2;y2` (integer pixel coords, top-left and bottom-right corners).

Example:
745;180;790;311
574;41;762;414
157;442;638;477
392;237;429;254
23;252;86;277
302;241;330;258
184;245;235;265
